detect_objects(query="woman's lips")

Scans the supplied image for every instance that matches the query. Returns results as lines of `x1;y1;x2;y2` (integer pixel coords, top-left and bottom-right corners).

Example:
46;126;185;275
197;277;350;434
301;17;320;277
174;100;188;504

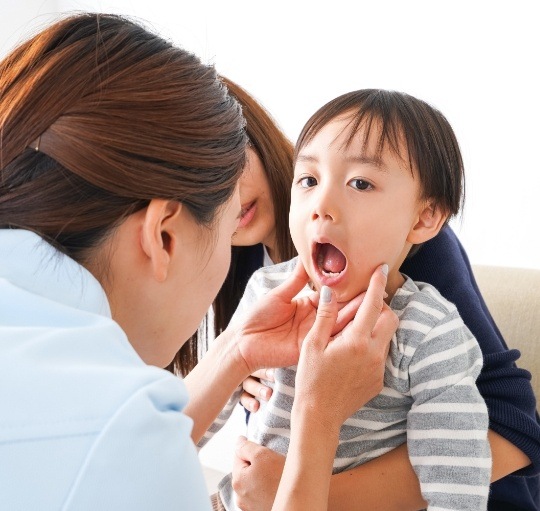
238;201;257;228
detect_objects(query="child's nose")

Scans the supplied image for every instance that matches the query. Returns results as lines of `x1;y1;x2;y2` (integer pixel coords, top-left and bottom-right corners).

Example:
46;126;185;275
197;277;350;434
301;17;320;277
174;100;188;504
311;187;338;222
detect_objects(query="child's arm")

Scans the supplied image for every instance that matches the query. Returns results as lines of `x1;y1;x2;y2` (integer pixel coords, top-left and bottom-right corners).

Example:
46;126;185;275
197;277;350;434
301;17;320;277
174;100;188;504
401;226;539;481
405;308;491;509
196;386;244;448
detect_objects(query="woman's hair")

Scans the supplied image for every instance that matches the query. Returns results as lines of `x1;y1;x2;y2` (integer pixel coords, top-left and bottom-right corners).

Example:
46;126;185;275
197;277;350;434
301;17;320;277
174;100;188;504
168;77;296;375
296;89;464;222
0;13;247;266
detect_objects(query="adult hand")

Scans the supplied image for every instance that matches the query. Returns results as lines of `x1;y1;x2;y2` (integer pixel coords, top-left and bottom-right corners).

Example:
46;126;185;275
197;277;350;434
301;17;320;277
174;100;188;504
233;438;284;511
294;264;397;428
272;264;397;511
233;260;364;376
238;265;392;412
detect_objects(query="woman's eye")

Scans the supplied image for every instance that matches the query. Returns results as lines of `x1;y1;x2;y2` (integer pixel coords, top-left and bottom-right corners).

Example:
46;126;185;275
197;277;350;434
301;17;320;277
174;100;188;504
349;178;373;191
299;176;317;188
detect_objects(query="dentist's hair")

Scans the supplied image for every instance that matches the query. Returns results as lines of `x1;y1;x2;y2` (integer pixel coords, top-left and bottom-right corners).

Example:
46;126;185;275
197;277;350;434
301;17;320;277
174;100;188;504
0;13;247;266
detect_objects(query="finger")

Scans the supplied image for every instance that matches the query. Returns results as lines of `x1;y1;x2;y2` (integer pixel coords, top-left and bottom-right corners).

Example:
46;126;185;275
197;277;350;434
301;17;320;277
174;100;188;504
371;302;399;353
271;258;309;303
250;368;275;382
242;376;272;401
351;264;388;334
234;436;266;465
239;391;260;412
233;436;250;471
303;285;338;350
332;292;365;335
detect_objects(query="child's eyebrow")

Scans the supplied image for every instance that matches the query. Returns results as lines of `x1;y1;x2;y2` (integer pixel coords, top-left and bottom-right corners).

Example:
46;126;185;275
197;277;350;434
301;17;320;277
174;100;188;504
296;153;388;172
343;155;387;171
295;154;317;163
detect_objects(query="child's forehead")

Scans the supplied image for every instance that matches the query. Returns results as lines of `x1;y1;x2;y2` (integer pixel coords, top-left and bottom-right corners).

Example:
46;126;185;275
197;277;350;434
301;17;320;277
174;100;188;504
304;113;412;168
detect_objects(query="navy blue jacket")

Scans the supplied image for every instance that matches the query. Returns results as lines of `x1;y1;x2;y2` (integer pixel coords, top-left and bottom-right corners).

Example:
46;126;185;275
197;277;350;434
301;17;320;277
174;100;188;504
402;227;540;510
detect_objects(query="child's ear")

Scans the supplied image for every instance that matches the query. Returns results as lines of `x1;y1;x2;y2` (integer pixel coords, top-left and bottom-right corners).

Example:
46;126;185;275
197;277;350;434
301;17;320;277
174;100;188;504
407;200;448;245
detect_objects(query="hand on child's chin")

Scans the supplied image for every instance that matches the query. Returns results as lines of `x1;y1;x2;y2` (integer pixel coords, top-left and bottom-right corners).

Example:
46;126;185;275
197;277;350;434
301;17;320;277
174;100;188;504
335;289;367;309
309;280;366;307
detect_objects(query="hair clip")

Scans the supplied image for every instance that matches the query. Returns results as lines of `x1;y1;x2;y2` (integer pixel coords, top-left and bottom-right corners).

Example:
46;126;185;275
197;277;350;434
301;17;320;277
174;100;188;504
28;135;41;152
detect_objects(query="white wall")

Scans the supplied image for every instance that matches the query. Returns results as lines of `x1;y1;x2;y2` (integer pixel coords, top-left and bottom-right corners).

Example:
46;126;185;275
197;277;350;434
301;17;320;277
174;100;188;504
3;0;538;270
0;1;61;56
3;0;539;476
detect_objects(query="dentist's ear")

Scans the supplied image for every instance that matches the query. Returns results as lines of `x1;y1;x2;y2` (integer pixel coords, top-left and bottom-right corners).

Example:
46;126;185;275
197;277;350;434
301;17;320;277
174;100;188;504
407;200;448;245
140;199;183;282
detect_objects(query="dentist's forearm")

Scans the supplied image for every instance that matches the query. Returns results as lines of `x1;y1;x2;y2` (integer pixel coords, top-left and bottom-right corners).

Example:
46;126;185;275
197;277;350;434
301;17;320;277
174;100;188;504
183;328;249;443
273;410;340;511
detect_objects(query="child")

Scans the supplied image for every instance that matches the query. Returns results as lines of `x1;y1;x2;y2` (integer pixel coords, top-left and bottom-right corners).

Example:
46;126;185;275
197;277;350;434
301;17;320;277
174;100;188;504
202;89;491;510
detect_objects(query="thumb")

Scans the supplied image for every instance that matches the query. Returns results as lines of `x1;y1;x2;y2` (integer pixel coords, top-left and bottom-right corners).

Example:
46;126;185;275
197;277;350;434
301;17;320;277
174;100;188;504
304;286;338;350
234;436;262;462
272;258;309;303
233;436;250;470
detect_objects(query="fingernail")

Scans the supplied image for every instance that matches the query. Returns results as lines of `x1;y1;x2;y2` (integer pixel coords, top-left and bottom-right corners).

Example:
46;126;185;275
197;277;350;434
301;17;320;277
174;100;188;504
321;285;332;304
259;387;270;399
265;368;274;380
383;292;389;299
381;264;389;276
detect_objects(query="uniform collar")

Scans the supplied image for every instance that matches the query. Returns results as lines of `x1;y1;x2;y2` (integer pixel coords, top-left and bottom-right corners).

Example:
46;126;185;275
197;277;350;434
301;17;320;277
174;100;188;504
0;229;111;317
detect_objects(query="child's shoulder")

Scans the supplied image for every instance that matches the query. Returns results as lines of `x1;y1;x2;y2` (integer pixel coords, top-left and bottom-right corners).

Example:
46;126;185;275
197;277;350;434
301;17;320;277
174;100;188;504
392;275;459;327
250;256;300;291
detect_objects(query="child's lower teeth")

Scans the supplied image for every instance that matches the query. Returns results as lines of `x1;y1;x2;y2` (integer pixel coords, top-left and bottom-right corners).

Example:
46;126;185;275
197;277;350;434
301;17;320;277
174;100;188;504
322;269;340;277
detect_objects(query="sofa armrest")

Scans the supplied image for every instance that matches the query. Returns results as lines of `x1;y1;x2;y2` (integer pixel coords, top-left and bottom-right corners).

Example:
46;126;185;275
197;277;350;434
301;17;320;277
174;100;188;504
473;264;540;399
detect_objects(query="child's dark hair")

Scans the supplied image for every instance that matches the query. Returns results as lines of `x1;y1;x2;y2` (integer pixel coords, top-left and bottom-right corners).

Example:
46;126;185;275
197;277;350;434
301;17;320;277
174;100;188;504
295;89;465;223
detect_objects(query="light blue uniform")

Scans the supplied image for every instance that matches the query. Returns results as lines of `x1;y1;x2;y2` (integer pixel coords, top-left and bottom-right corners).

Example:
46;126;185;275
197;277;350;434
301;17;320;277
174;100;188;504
0;229;211;510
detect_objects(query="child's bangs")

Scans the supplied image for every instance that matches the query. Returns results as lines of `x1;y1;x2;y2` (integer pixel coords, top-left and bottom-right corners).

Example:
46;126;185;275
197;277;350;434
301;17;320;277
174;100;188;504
340;108;415;174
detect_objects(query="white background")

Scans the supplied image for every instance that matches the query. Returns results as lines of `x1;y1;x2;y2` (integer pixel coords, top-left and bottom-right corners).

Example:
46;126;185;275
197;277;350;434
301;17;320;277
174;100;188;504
2;0;539;474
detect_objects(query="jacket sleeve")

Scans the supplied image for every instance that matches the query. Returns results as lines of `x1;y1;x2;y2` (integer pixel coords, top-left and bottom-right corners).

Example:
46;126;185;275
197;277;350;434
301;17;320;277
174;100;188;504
63;376;211;511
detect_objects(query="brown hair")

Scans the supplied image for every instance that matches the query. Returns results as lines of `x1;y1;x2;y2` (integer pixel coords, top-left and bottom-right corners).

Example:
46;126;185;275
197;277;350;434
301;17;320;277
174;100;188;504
296;89;465;221
0;13;247;266
168;77;296;376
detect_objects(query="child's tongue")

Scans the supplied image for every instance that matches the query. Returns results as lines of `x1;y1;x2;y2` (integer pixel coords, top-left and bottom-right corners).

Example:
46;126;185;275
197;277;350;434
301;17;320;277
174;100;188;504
318;243;346;273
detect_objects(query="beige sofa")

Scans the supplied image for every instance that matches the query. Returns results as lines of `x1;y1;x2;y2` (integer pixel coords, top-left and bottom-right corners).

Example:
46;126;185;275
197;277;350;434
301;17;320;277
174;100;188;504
473;265;540;399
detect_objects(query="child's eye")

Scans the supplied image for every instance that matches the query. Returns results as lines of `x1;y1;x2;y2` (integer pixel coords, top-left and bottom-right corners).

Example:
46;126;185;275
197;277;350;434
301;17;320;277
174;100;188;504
299;176;317;188
348;178;373;191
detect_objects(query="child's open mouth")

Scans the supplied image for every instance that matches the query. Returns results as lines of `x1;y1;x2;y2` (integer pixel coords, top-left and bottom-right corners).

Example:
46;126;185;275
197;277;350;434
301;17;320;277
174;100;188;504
312;242;347;285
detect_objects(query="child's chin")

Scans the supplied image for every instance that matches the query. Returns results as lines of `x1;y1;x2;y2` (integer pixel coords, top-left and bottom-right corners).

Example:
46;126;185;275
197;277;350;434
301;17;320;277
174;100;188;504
307;272;361;304
315;284;360;305
335;289;359;304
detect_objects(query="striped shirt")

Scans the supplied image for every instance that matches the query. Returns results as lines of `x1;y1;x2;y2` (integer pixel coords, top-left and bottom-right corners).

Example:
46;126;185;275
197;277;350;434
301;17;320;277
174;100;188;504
202;257;491;510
